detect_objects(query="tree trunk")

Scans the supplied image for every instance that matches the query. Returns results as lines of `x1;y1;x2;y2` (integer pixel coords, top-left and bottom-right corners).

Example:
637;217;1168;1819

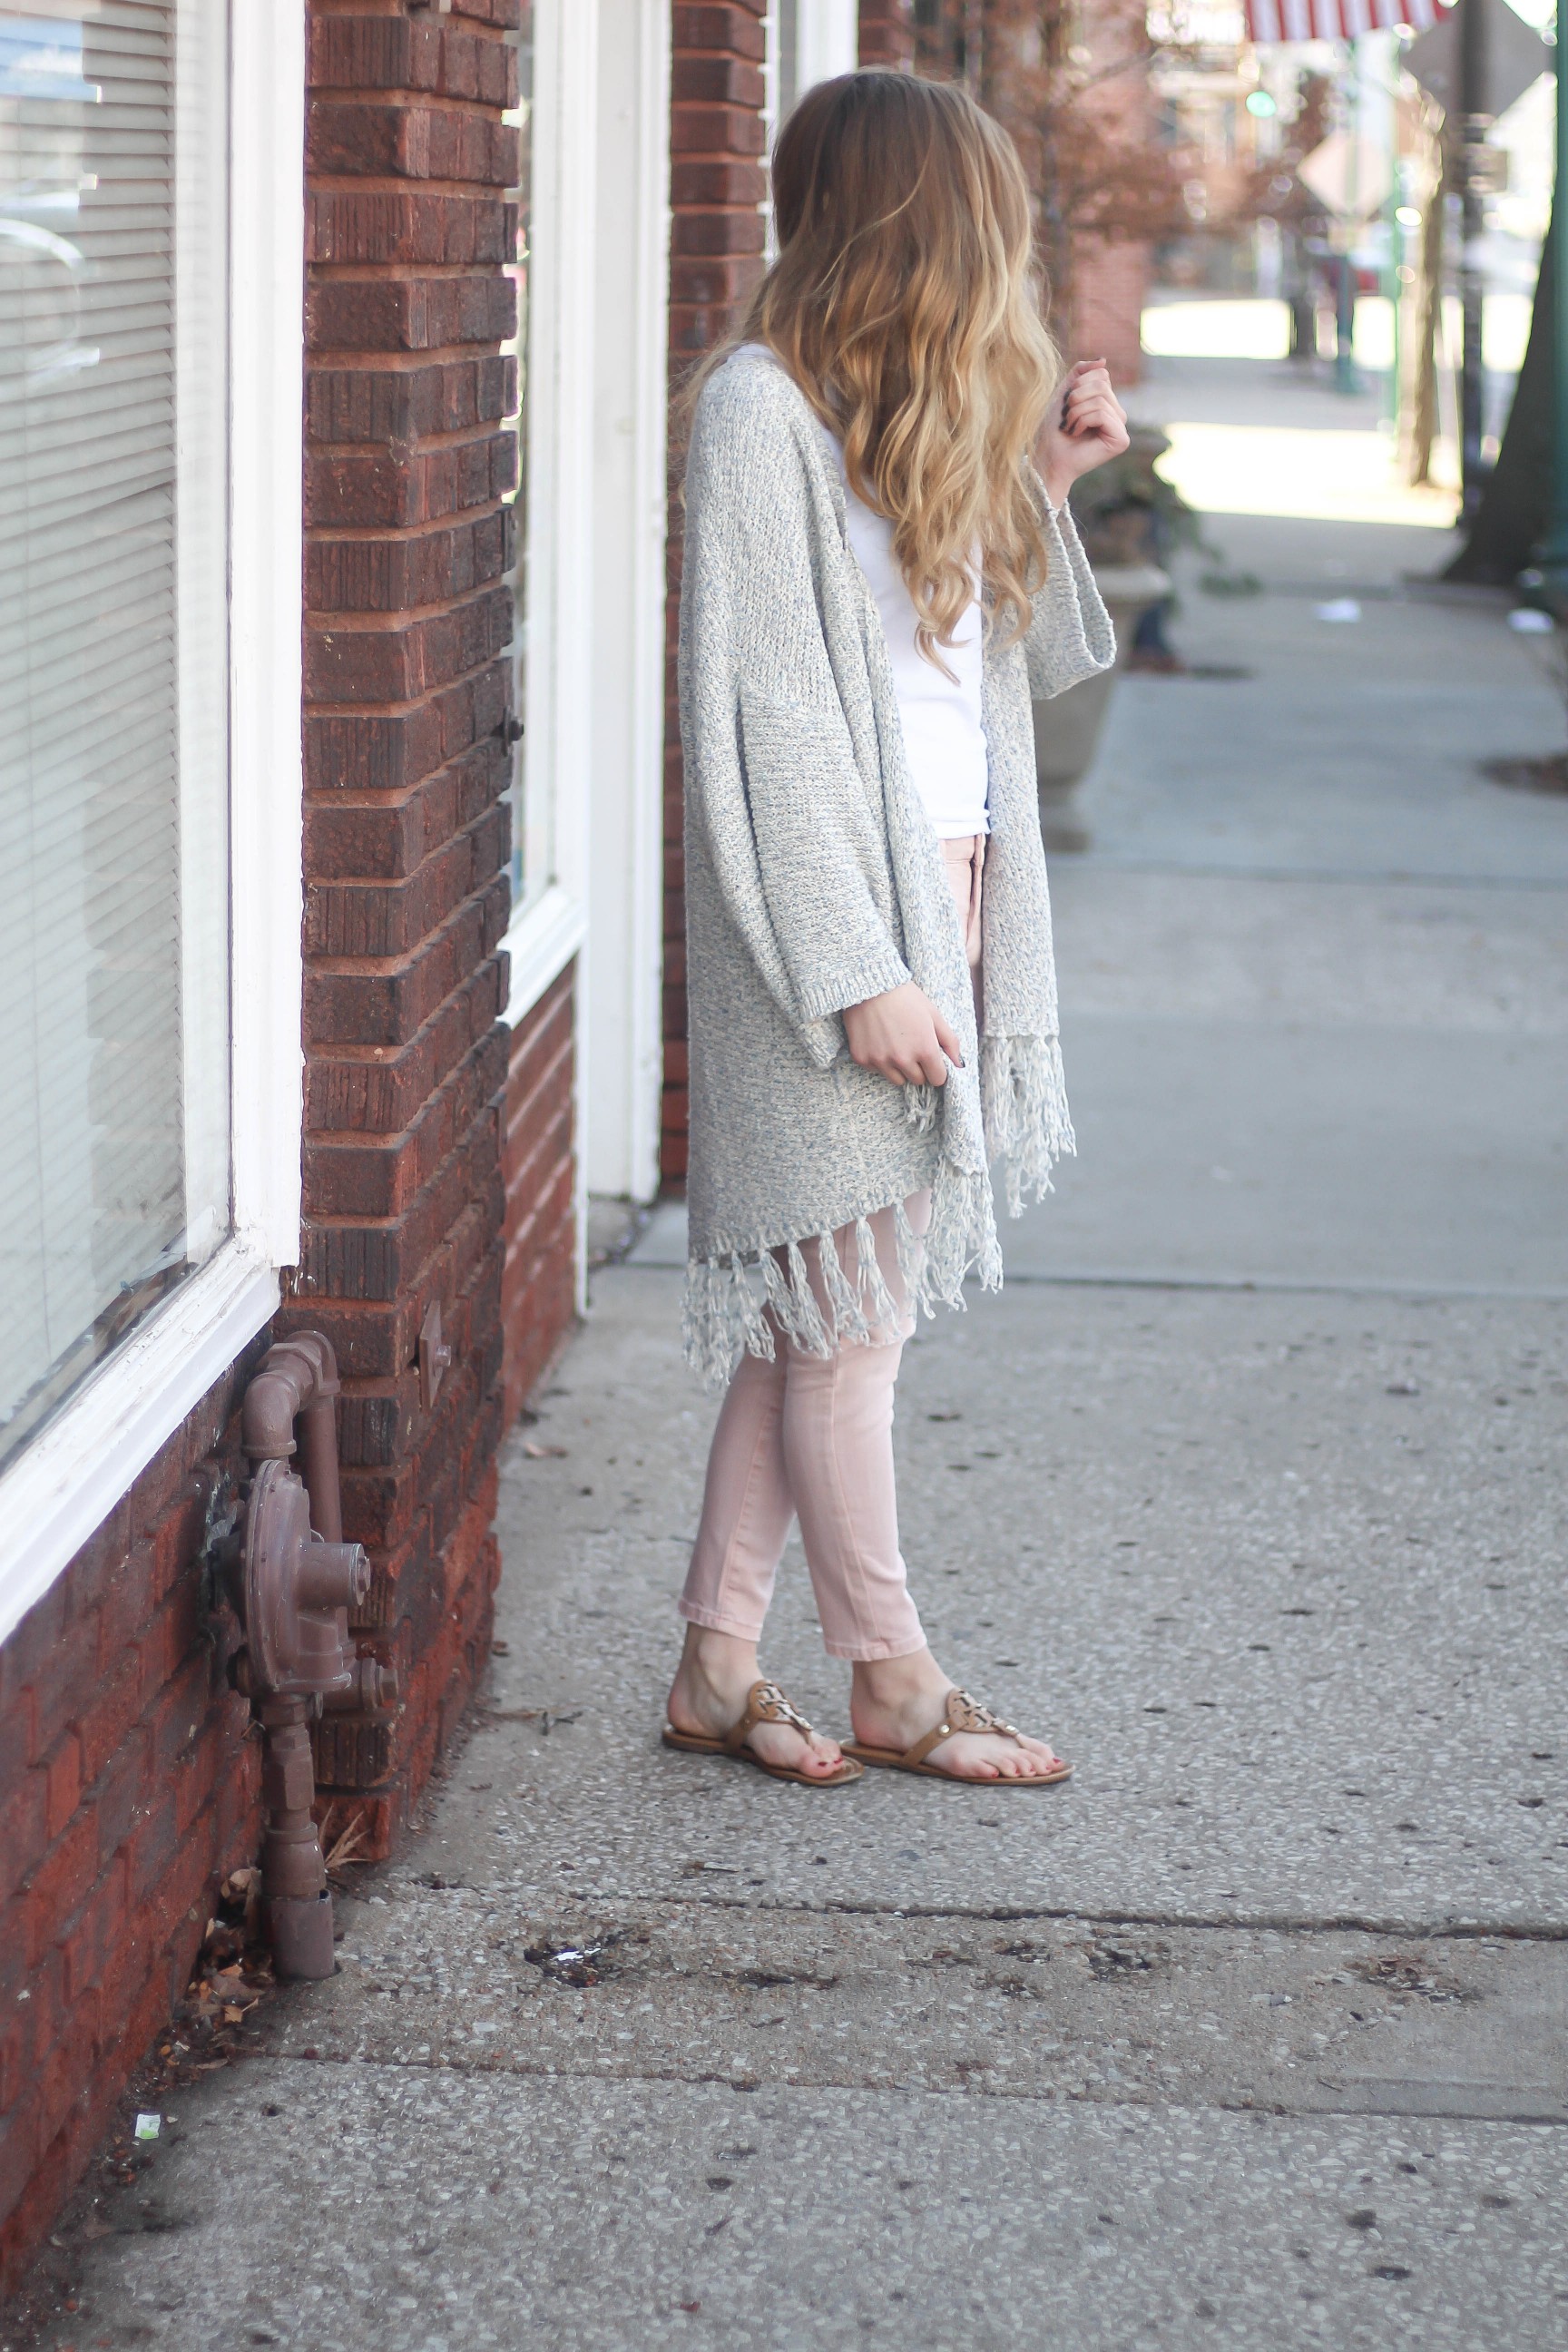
1443;206;1553;584
1400;135;1445;486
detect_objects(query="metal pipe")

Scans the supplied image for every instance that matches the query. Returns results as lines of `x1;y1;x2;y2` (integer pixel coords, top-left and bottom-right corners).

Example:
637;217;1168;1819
234;1331;393;1981
241;1334;345;1543
256;1692;336;1980
280;1334;344;1543
240;1362;305;1462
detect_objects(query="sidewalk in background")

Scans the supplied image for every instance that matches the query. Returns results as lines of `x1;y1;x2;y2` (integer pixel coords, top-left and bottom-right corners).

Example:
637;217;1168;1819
27;347;1568;2351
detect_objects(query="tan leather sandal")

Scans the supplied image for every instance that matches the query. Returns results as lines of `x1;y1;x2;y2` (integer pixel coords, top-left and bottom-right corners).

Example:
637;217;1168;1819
662;1678;864;1787
844;1689;1072;1785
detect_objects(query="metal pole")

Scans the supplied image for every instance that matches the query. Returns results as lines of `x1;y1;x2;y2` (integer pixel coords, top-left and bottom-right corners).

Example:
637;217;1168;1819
1387;175;1402;430
1336;39;1361;393
1541;5;1568;600
1458;0;1491;521
1335;250;1359;390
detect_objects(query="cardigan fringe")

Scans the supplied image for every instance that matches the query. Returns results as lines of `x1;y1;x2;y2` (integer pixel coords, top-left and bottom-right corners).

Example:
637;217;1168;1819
680;1039;1073;1388
982;1031;1077;1216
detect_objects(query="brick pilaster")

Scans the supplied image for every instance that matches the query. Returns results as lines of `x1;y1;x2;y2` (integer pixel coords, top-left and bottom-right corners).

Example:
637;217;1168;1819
502;965;575;1426
297;0;519;1844
858;0;915;69
662;1;769;1189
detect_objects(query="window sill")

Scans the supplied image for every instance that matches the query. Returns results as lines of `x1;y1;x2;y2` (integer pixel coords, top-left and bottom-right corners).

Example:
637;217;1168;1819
0;1240;281;1646
504;882;587;1026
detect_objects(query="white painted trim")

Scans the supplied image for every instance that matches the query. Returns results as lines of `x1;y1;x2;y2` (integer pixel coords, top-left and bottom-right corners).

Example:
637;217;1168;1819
0;0;304;1642
516;1;598;923
583;0;670;1205
762;0;781;256
0;1247;279;1649
626;1;671;1207
503;884;587;1025
763;0;783;139
174;0;232;1269
229;0;306;1268
521;2;600;1312
797;0;858;92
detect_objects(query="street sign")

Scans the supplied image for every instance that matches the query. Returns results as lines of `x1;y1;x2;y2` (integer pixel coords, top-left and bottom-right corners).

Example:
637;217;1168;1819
1404;0;1550;120
1297;130;1396;217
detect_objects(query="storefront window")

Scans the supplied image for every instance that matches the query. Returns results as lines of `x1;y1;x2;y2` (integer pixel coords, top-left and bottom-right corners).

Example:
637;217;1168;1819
0;0;230;1468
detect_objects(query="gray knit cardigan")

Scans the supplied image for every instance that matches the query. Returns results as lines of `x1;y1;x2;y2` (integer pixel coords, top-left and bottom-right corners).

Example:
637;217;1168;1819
679;342;1115;1387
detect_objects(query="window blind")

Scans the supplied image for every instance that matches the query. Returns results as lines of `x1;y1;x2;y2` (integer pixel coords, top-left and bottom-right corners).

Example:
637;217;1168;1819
0;0;230;1470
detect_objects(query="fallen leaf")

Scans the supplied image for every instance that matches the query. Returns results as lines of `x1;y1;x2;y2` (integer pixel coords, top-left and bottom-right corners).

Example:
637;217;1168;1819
222;2005;245;2025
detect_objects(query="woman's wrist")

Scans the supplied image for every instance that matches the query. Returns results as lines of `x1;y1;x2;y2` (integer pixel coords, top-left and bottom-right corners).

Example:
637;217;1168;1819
1030;440;1071;515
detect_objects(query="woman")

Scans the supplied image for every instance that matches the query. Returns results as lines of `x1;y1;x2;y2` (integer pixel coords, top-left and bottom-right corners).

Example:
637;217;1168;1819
662;70;1128;1788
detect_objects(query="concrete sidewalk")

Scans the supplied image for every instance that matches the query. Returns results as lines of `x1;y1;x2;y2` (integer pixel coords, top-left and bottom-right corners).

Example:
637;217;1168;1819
39;377;1568;2350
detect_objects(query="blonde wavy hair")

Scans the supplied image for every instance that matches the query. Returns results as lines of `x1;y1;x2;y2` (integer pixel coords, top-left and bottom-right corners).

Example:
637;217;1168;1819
719;71;1060;667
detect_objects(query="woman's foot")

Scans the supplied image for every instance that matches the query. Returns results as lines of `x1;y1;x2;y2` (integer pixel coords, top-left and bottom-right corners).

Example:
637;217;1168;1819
849;1647;1066;1780
666;1624;847;1779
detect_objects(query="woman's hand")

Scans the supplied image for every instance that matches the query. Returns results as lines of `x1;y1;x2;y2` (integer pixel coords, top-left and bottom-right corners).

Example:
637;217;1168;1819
843;981;963;1087
1034;358;1130;512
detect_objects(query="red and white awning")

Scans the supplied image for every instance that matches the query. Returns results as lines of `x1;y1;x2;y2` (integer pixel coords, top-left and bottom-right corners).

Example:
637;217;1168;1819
1245;0;1450;35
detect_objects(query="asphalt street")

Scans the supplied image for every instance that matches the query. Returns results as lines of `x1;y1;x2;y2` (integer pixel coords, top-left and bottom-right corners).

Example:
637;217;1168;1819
43;355;1568;2350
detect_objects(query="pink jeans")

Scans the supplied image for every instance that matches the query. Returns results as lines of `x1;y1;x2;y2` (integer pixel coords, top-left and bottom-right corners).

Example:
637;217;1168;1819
678;835;985;1663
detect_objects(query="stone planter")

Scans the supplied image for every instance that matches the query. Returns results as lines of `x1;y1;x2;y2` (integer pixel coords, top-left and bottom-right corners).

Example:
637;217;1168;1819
1032;561;1171;845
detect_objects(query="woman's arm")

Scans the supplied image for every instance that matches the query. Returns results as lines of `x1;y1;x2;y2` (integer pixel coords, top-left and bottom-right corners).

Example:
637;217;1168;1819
1019;359;1127;704
681;363;916;1063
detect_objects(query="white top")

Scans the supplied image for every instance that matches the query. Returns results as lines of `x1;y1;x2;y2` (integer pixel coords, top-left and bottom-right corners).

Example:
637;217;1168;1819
830;439;990;840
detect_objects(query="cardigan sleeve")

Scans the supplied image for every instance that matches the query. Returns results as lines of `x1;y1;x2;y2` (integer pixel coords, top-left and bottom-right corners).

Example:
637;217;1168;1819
680;364;912;1065
1020;468;1118;702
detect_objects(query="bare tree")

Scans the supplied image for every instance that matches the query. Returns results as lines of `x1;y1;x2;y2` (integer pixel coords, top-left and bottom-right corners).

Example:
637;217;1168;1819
912;0;1187;340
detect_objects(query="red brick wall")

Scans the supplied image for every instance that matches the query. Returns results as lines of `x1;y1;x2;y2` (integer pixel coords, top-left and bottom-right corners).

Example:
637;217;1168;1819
858;0;914;68
0;0;526;2289
1072;236;1148;387
1061;6;1152;387
297;0;520;1853
3;0;526;2277
662;0;768;1190
0;1350;270;2293
502;962;577;1426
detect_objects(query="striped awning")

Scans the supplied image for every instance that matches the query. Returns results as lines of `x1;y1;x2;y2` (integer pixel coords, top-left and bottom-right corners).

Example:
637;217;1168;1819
1245;0;1449;34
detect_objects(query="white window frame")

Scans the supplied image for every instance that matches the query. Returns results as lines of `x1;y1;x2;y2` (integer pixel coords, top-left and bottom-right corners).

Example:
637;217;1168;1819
583;0;670;1205
763;0;858;246
0;0;305;1646
502;0;595;1025
503;0;674;1233
794;0;858;96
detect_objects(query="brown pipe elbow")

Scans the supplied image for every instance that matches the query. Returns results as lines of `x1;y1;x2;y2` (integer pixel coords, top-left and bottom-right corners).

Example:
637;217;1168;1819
241;1336;344;1540
241;1366;304;1463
